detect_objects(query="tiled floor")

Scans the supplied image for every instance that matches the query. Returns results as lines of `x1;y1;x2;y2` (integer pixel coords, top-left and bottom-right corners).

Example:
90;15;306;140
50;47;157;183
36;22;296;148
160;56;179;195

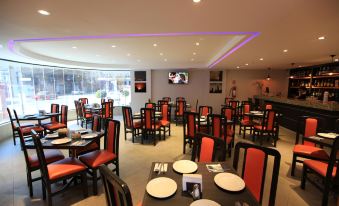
0;116;337;206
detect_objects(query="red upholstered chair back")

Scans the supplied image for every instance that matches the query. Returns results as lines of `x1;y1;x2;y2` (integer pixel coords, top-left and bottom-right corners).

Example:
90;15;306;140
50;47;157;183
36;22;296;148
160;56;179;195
145;103;155;109
176;100;186;115
99;165;133;206
31;130;50;181
101;98;106;104
184;112;198;138
102;101;113;118
17;128;32;170
74;100;80;116
161;104;170;121
162;97;171;102
104;119;120;155
233;142;281;206
259;109;276;132
92;114;101;132
303;118;318;146
199;106;212;117
141;108;155;130
122;106;133;129
208;114;225;139
50;104;59;123
221;107;234;121
158;100;169;107
176;97;185;101
243;104;251;121
265;104;273;110
192;133;226;162
229;100;239;110
78;102;85;118
60;105;68;125
79;98;88;104
7;108;17;130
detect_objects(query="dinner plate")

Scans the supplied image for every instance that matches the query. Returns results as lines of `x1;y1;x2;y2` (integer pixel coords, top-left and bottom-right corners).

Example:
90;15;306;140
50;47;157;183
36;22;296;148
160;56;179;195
155;111;162;115
190;199;221;206
45;133;59;139
250;111;261;114
146;177;177;198
134;112;141;116
317;133;338;139
214;173;245;192
51;138;71;145
173;160;198;174
81;133;97;139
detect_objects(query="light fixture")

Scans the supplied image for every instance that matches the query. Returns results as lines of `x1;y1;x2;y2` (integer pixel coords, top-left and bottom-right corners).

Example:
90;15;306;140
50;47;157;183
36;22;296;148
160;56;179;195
164;58;167;62
127;53;131;56
283;49;288;53
72;46;77;49
191;58;194;61
335;59;339;62
318;36;325;40
195;42;200;46
245;63;249;66
330;54;336;62
236;66;240;69
111;45;116;48
259;58;264;61
266;68;271;81
193;0;201;3
159;52;163;56
193;52;196;55
38;10;50;15
153;43;157;47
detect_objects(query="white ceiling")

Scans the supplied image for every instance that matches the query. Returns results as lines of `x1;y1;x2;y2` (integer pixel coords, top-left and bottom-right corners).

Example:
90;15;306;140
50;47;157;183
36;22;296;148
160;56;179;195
0;0;339;70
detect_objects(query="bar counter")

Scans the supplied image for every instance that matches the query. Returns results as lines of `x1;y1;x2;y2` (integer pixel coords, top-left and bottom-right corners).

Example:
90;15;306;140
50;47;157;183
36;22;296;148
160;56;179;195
254;96;339;131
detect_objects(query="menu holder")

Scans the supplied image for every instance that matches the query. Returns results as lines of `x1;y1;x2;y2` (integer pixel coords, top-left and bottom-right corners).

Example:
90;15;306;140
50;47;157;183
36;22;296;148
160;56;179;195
182;174;203;192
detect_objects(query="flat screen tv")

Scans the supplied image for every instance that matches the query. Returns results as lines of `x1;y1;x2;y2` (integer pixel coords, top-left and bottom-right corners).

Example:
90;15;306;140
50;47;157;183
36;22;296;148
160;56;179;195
168;72;189;84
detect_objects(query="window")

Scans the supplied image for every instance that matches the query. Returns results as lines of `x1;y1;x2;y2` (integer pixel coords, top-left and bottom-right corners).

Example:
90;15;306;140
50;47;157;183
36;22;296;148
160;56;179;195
0;60;131;124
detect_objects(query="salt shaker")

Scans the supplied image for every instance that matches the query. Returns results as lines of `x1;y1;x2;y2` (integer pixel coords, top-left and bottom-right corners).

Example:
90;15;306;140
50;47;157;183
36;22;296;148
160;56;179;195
191;184;201;200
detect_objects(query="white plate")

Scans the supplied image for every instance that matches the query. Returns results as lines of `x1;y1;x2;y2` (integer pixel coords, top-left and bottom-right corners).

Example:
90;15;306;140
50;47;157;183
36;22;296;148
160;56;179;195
51;138;71;145
155;111;162;115
250;111;261;114
45;133;59;139
146;177;177;198
81;133;97;139
190;199;221;206
134;112;141;116
214;173;245;192
173;160;198;174
317;133;338;139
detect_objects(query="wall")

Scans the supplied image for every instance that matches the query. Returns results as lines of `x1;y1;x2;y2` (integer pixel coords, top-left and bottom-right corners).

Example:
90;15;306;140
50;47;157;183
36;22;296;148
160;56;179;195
130;70;152;112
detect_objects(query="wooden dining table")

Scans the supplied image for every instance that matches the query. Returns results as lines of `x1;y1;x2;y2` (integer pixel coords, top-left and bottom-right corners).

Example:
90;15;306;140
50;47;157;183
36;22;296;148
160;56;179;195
142;162;259;206
303;132;338;148
18;113;60;125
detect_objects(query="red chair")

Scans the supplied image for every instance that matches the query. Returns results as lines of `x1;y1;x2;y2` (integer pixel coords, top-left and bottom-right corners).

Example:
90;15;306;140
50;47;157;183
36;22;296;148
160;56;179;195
31;130;88;206
79;97;88;104
79;102;92;128
159;104;171;140
99;165;134;206
191;133;226;162
183;111;198;154
145;102;156;109
175;100;186;125
42;104;59;125
162;97;171;102
265;104;273;110
208;114;234;157
239;103;254;138
7;108;34;145
221;107;236;140
228;100;240;121
233;142;281;206
252;109;277;146
141;108;161;145
301;136;339;206
79;119;120;195
190;99;199;113
176;97;185;101
291;117;329;176
101;101;113;129
74;100;80;124
122;106;142;143
198;105;212;133
18;128;64;197
43;105;68;133
13;109;45;136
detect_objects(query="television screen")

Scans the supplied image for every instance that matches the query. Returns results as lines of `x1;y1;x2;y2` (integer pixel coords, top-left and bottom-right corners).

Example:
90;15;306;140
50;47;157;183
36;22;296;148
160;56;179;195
168;72;189;84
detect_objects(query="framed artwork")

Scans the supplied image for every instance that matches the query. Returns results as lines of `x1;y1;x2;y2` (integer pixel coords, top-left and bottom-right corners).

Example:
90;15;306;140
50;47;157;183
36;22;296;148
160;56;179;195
209;71;223;82
209;83;222;93
135;71;146;81
135;82;146;93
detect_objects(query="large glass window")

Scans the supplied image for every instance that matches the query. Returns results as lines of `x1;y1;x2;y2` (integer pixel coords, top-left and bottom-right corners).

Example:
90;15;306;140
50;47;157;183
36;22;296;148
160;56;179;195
0;60;131;124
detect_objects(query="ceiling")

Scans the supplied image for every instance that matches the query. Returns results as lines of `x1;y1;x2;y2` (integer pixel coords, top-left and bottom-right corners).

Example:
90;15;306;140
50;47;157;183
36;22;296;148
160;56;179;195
0;0;339;70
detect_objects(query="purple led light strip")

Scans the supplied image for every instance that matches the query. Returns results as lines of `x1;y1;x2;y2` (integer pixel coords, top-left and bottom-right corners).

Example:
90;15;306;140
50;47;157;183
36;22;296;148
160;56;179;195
8;31;260;68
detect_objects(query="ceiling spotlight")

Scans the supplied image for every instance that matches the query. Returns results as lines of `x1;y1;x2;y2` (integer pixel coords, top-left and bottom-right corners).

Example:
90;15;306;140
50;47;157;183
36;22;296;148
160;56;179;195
236;66;240;69
160;53;163;56
259;58;264;61
38;10;50;15
153;43;157;47
283;49;288;53
164;58;167;62
193;52;197;55
191;58;195;61
127;53;131;56
266;68;271;81
195;42;200;46
335;59;339;62
193;0;201;3
245;63;249;66
318;36;325;40
72;46;77;49
111;45;116;48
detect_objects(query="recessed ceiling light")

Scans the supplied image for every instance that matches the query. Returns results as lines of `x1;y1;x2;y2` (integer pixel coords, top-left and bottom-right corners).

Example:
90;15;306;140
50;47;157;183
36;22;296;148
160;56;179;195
298;65;302;67
193;52;197;55
245;63;249;66
191;58;195;61
283;49;288;53
318;36;325;40
0;44;3;48
127;53;131;56
193;0;201;3
111;45;116;48
335;59;339;62
38;10;50;15
153;43;157;47
195;42;200;46
164;58;167;62
236;66;240;69
160;52;163;56
137;59;141;62
259;58;264;61
72;46;77;49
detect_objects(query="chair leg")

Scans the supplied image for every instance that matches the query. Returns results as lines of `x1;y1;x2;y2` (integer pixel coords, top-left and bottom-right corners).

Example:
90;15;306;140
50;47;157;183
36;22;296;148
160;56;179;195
42;181;46;200
124;128;127;140
183;140;186;154
82;172;88;197
93;168;98;195
13;131;16;145
301;164;307;189
169;124;171;136
322;183;330;206
291;154;297;176
27;171;33;197
46;184;52;206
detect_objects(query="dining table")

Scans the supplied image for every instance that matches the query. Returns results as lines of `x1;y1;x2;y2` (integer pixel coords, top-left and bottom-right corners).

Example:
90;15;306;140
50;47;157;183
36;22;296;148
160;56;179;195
142;162;259;206
303;132;338;148
133;111;162;119
18;113;60;125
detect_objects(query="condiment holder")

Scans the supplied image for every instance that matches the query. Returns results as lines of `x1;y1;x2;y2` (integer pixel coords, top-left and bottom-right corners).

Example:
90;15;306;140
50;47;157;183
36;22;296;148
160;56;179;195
57;128;69;137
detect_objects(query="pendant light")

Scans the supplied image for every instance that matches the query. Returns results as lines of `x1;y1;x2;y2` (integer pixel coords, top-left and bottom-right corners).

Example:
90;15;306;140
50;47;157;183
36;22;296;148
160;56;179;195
266;68;271;81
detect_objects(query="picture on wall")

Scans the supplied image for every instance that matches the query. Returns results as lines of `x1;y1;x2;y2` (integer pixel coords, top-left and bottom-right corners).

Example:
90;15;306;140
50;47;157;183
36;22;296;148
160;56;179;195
209;71;223;82
134;71;146;81
135;82;146;93
209;83;222;93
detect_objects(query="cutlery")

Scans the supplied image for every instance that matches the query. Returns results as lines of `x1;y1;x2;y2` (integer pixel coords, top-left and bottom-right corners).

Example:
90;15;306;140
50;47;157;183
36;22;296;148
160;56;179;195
158;163;163;175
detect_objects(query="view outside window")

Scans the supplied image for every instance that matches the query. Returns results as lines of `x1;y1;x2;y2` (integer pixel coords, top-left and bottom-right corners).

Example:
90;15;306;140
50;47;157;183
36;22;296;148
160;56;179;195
0;60;131;123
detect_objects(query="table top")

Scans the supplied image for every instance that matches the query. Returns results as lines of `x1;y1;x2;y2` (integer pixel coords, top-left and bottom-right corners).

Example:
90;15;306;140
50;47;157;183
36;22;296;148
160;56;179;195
18;113;60;121
142;162;258;206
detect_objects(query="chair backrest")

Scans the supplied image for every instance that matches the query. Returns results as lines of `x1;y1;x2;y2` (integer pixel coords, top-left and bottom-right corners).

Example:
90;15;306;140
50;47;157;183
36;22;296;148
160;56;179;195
208;114;224;139
191;133;226;162
18;128;32;170
229;100;239;110
7;108;18;130
78;102;85;118
183;112;198;139
101;98;106;104
50;103;59;123
265;104;273;110
60;105;68;125
92;114;101;132
336;119;339;134
158;100;168;106
260;110;276;132
141;108;156;130
199;106;212;117
79;98;88;104
102;101;113;118
325;137;339;186
104;119;120;155
31;130;50;182
13;109;22;127
176;97;185;101
242;104;251;121
122;106;134;129
233;142;281;206
74;100;80;116
161;104;171;121
145;103;155;109
176;100;186;116
221;106;234;121
296;117;318;146
99;165;133;206
162;97;171;102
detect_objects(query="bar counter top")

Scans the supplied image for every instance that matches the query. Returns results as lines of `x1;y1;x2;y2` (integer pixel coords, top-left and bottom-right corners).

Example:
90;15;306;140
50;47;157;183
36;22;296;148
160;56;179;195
254;95;339;111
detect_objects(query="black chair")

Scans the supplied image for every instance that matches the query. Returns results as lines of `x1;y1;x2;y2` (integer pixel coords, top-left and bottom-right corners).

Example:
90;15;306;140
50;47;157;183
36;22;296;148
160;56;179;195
122;106;142;143
175;100;187;125
233;142;281;206
183;111;198;154
141;108;161;145
191;132;226;162
252;109;278;146
99;165;133;206
7;108;34;145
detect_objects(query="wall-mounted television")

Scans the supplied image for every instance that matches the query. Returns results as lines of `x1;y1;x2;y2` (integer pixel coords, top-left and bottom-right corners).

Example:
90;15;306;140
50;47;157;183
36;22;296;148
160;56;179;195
168;72;189;84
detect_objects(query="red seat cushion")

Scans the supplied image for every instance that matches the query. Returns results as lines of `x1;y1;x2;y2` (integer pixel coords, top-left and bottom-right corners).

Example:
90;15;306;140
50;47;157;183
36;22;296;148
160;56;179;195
29;149;65;168
133;120;142;128
227;128;234;137
226;136;232;144
48;157;86;180
79;150;117;168
304;159;336;178
241;120;253;126
76;142;99;155
22;126;44;134
159;120;170;126
293;144;329;160
85;113;92;118
44;123;66;130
